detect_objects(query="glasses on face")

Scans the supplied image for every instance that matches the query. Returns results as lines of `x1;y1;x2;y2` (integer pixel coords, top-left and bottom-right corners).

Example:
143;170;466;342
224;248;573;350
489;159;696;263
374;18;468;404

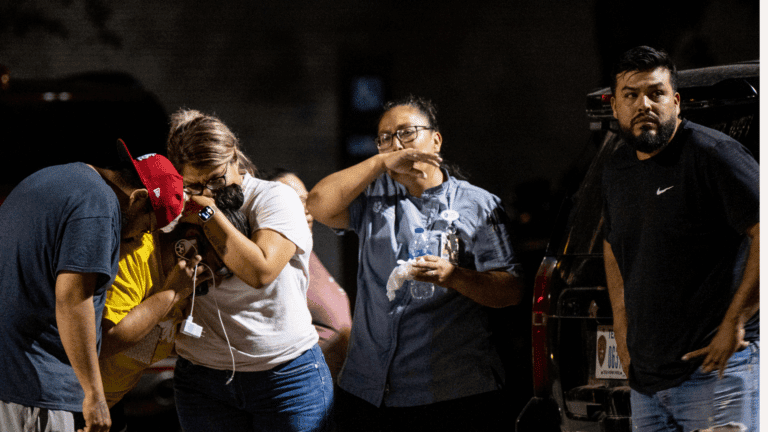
183;163;229;195
375;126;434;150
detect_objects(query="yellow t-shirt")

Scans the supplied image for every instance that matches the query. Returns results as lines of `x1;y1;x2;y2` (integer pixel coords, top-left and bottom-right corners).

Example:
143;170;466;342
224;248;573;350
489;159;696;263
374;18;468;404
99;232;188;407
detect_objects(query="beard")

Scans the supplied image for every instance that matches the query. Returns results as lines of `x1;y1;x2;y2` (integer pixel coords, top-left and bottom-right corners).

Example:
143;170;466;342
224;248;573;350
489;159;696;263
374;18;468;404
619;115;677;154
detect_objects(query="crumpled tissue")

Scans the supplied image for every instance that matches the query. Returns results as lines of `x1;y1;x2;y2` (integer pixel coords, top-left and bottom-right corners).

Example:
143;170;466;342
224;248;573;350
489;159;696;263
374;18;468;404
386;258;424;301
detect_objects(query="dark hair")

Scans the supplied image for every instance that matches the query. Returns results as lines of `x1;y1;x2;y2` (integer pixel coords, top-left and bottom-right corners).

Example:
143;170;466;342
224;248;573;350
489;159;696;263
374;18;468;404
611;46;678;95
187;185;247;293
378;95;472;180
378;94;440;133
214;183;249;236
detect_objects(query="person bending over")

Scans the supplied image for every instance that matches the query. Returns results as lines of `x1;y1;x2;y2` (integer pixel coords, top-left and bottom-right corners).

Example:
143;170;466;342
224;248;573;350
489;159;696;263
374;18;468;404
0;140;184;432
99;184;249;432
167;109;333;432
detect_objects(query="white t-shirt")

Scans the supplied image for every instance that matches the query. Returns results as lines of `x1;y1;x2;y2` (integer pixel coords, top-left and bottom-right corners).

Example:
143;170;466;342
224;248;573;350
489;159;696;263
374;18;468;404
175;174;318;371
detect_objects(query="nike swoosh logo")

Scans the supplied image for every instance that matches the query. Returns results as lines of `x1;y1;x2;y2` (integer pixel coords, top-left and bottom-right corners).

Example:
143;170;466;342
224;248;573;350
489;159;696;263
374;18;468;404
656;186;674;195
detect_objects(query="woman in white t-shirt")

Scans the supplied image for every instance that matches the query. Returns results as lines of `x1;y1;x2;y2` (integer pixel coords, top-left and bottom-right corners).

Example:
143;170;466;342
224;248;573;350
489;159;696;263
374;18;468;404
166;108;332;432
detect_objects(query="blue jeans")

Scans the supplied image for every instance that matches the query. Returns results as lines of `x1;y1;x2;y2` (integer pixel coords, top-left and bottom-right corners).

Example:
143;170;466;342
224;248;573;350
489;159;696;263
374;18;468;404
630;342;759;432
174;344;333;432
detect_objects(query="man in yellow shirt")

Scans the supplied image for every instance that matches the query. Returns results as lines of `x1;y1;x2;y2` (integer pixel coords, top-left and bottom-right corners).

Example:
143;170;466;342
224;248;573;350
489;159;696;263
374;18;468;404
99;185;248;430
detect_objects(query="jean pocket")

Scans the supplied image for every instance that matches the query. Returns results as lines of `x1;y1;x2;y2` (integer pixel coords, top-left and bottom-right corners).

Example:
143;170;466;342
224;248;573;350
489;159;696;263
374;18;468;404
693;344;757;378
725;345;753;369
270;352;318;377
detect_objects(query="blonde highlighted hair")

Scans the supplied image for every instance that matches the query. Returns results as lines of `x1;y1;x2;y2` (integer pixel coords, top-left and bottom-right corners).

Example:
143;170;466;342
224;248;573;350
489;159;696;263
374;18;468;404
166;108;257;176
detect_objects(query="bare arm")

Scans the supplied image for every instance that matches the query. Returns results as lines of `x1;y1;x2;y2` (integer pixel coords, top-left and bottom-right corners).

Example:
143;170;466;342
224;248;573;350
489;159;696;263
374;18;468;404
306;153;387;229
181;195;298;288
603;240;631;376
55;272;111;432
306;255;352;334
307;254;352;381
683;222;759;377
307;149;443;229
410;256;523;308
100;255;202;358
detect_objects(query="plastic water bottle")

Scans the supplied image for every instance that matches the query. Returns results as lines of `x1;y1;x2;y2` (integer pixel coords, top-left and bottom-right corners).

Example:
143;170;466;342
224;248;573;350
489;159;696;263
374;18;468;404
408;228;435;299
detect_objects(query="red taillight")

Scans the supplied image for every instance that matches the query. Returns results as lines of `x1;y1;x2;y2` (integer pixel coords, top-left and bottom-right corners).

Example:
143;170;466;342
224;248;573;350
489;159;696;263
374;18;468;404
531;256;557;396
601;93;612;103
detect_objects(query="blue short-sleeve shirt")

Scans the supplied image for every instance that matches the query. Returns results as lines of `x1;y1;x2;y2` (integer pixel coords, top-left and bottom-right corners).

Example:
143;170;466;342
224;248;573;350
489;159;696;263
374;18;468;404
337;170;519;407
0;163;121;411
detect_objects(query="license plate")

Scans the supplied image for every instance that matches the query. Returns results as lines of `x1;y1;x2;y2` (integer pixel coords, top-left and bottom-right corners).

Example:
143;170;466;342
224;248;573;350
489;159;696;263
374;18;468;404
595;325;627;379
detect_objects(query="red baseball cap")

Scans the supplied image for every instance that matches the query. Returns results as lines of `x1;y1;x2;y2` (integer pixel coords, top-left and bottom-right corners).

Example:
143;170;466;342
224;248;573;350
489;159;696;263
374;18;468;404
117;139;185;232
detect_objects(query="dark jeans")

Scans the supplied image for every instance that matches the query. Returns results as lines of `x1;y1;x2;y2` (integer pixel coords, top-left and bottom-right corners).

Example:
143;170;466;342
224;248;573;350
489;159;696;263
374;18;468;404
334;386;509;432
174;344;333;432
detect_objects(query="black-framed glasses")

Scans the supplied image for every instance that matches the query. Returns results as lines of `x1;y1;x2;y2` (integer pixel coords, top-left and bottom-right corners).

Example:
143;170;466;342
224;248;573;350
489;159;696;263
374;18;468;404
375;126;434;150
183;163;229;195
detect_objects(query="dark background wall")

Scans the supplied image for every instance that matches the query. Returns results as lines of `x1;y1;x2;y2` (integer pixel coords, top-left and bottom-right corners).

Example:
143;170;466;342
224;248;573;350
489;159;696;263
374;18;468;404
0;0;759;420
1;0;758;283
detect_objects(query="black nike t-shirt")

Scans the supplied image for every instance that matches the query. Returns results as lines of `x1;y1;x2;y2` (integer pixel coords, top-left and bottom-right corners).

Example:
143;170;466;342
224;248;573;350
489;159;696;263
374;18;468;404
602;119;759;394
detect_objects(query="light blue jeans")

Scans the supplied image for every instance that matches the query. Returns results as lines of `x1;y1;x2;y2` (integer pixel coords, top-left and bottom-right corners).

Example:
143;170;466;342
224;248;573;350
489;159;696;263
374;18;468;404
174;344;333;432
630;342;759;432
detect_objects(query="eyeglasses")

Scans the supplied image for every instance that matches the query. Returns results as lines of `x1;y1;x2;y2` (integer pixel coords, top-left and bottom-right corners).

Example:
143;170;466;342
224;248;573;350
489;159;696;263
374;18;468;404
183;163;229;195
375;126;434;150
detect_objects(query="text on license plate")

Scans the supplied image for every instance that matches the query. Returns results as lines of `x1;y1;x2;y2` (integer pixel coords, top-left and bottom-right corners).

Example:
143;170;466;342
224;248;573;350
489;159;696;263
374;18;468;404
595;325;627;379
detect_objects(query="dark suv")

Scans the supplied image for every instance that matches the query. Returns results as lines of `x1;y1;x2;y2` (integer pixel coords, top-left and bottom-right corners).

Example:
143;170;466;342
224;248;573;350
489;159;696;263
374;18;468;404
515;61;759;432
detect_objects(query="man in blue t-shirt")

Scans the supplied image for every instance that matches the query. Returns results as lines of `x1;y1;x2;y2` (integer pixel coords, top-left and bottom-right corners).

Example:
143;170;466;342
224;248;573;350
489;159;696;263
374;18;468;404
602;46;759;432
0;140;185;432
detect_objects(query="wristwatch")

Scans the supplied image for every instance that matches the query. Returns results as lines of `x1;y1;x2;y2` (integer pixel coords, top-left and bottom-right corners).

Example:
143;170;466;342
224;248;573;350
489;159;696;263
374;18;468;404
198;206;215;223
